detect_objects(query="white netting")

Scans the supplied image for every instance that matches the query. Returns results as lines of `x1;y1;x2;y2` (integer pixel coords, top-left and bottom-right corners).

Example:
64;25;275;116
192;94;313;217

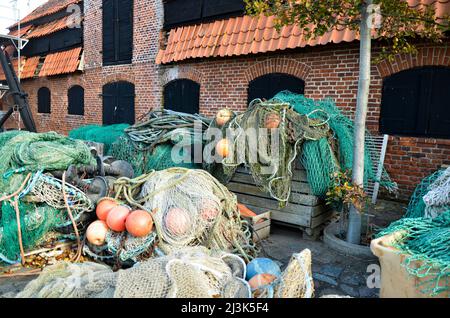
423;166;450;218
139;168;257;261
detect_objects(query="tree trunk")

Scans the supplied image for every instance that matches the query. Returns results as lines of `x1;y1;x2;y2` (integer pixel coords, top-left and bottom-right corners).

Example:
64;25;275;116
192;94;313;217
346;0;373;244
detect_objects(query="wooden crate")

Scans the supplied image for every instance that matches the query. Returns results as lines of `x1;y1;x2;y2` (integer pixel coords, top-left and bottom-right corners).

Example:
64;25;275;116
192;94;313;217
244;211;271;242
228;163;334;236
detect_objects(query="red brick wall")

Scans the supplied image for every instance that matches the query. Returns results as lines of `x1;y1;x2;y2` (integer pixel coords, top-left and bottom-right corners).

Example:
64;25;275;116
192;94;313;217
5;0;449;201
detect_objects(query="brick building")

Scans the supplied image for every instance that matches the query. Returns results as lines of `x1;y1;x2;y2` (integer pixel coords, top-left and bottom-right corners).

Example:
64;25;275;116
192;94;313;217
1;0;450;200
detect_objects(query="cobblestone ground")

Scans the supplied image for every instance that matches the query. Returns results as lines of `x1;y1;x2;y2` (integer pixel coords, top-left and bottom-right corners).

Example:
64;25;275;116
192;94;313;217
0;199;406;298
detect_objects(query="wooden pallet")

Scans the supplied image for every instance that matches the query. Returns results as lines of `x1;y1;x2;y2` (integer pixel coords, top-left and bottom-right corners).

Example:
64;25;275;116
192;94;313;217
228;164;334;237
243;211;271;242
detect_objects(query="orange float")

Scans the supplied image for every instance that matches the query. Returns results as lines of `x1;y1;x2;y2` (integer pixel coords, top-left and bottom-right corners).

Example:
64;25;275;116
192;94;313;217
264;113;281;129
126;210;154;237
106;205;131;232
86;220;109;246
96;197;119;221
215;139;230;157
215;109;233;126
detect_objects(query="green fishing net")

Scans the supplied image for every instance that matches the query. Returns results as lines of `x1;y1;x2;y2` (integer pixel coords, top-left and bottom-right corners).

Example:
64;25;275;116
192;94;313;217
272;91;397;197
405;169;445;218
69;124;130;154
376;210;450;296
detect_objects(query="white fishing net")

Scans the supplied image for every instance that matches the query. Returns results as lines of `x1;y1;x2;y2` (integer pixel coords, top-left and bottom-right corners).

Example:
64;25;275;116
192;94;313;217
423;166;450;218
140;168;257;261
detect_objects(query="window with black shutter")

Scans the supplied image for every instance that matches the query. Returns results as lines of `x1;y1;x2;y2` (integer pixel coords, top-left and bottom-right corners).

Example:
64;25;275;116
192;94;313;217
37;87;51;113
102;0;133;65
380;66;450;139
248;73;305;104
102;81;135;125
68;85;84;115
164;79;200;114
163;0;245;29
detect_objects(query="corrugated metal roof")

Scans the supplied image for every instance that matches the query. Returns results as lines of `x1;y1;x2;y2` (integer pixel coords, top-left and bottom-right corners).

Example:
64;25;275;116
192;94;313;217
39;47;82;77
9;0;82;29
26;16;75;39
156;0;450;64
21;56;41;79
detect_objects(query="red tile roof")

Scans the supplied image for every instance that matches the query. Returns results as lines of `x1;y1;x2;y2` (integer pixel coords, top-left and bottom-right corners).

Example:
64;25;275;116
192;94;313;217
21;56;41;79
9;0;82;29
7;24;33;38
26;16;76;39
156;0;450;64
39;47;82;77
0;58;25;81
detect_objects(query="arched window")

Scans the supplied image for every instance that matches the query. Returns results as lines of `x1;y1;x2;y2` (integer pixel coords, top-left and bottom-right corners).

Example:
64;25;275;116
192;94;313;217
164;79;200;114
380;66;450;139
37;87;51;113
102;81;135;125
102;0;133;65
68;85;84;115
248;73;305;104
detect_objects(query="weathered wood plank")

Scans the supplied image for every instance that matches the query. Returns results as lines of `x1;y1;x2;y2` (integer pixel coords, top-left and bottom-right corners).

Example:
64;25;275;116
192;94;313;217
227;182;319;206
235;165;309;182
231;172;312;194
310;209;335;229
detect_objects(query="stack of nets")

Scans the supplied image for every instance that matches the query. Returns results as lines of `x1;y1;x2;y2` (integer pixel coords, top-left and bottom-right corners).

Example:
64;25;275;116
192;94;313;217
16;247;251;298
0;131;95;264
204;99;329;205
69;124;130;154
109;110;210;175
272;91;397;197
376;210;450;296
84;168;258;263
405;167;450;219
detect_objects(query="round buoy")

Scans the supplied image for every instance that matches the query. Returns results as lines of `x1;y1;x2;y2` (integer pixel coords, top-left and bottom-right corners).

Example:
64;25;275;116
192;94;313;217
126;210;154;237
96;197;119;221
246;258;282;280
248;273;277;289
215;139;230;158
106;205;131;232
86;220;109;246
165;207;192;236
199;199;220;221
264;113;281;129
215;109;233;127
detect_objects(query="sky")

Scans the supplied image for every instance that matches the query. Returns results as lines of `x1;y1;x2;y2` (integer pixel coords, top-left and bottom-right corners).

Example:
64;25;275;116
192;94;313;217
0;0;47;34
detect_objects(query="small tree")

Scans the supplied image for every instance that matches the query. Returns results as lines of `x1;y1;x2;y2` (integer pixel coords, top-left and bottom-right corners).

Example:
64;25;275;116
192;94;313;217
245;0;449;244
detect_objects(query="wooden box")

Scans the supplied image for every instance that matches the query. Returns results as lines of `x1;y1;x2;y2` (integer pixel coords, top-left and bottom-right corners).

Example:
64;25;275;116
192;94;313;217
244;210;271;242
228;163;334;236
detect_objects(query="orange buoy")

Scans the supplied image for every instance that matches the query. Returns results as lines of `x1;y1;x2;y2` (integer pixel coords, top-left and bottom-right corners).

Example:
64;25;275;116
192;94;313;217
248;273;277;289
106;205;131;232
264;113;281;129
86;220;109;246
215;138;230;157
165;207;192;236
200;199;220;221
215;109;233;126
126;210;154;237
96;197;119;221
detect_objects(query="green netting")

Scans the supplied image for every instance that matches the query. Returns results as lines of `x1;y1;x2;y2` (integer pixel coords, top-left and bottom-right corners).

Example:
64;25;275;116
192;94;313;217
405;169;445;218
69;124;130;154
109;137;199;176
376;210;450;296
0;200;64;264
272;91;397;197
0;131;95;265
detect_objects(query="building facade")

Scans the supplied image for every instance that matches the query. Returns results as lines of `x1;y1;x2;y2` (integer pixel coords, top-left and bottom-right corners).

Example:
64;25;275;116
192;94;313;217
2;0;450;201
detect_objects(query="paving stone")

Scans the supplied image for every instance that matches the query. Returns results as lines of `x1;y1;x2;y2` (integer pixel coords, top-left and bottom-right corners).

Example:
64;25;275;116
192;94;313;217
359;286;379;298
319;287;349;298
340;284;360;297
317;264;343;279
313;273;338;286
341;272;365;286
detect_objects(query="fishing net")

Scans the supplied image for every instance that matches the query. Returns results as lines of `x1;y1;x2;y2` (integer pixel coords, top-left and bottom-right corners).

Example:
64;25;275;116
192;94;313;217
17;247;250;298
109;110;209;175
376;210;450;296
69;124;130;154
105;168;257;263
405;170;444;218
272;91;397;197
16;261;117;298
204;99;329;205
423;166;450;218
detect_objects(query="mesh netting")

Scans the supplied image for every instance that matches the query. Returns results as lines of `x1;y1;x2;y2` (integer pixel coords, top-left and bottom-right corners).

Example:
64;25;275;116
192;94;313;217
422;167;450;218
69;124;130;154
376;210;450;296
204;99;329;205
272;91;397;197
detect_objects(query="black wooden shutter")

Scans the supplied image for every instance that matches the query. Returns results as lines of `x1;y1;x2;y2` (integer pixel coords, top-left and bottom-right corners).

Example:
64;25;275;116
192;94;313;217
248;73;305;104
68;85;84;115
427;68;450;138
202;0;245;18
37;87;51;113
102;81;135;125
117;0;133;63
102;0;115;64
164;79;200;114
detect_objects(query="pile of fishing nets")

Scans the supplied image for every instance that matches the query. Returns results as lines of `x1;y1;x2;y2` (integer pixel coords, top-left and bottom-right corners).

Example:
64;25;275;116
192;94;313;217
69;124;130;154
405;167;450;219
84;168;258;263
16;246;314;298
204;99;330;205
272;91;397;197
376;210;450;296
109;110;210;175
0;131;96;264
